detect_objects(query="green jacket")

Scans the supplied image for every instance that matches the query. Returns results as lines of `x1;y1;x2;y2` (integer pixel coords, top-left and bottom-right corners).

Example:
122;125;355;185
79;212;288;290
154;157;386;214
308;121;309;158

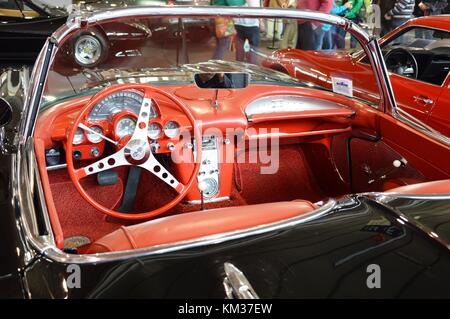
213;0;246;5
345;0;363;20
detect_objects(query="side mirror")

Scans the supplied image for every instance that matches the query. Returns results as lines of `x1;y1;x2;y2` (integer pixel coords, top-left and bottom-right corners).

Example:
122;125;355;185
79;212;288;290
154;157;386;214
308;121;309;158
0;98;12;128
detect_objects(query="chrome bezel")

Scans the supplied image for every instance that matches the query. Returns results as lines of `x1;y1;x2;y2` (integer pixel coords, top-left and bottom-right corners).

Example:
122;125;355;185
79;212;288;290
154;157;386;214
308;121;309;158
86;125;103;143
163;121;180;139
72;127;85;145
115;116;136;139
147;122;162;140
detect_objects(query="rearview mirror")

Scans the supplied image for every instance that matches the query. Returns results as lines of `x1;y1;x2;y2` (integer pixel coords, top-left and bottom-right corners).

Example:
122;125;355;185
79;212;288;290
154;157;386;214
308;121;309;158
0;98;13;127
195;73;249;89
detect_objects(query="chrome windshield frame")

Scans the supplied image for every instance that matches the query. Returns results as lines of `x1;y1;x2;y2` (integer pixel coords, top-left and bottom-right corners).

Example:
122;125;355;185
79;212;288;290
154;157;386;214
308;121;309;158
21;6;398;138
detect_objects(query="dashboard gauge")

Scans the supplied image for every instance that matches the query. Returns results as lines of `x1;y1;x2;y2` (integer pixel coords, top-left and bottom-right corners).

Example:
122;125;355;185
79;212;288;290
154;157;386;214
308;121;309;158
86;126;104;143
73;127;85;145
116;117;136;139
147;122;162;140
164;121;180;138
88;90;158;120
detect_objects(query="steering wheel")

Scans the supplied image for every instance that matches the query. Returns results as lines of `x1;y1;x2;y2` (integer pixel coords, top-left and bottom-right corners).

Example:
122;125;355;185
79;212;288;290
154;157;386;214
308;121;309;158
66;84;202;220
384;47;418;79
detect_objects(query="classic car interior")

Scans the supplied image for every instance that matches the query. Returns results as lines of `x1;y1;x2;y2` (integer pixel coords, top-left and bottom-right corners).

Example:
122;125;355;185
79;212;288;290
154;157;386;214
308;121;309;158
31;14;450;255
382;27;450;85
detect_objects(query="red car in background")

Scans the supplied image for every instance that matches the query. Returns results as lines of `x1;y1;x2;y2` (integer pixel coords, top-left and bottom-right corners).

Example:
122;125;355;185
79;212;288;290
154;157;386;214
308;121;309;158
265;16;450;138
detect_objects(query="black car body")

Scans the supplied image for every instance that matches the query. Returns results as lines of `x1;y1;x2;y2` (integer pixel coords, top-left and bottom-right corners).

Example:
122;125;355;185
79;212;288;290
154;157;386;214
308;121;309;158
0;6;450;299
0;0;152;68
0;0;66;64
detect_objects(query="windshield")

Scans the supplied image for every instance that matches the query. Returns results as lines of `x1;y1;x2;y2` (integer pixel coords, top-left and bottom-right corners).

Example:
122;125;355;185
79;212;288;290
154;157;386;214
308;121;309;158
29;0;68;16
42;11;381;107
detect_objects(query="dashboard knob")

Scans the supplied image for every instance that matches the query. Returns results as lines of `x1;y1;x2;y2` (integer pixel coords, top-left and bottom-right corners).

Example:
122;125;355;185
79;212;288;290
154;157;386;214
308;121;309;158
90;147;100;158
167;142;175;151
73;150;82;160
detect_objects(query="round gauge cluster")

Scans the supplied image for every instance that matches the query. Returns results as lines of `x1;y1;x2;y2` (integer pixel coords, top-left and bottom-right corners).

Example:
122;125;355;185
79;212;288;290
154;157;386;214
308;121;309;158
87;126;104;143
114;117;181;140
72;126;104;145
115;117;136;139
147;123;162;139
88;90;158;121
73;127;85;145
163;121;180;138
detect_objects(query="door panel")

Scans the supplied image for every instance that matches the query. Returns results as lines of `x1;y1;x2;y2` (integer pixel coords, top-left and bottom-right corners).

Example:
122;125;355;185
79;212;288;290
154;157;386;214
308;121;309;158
378;112;450;182
389;74;441;124
428;74;450;137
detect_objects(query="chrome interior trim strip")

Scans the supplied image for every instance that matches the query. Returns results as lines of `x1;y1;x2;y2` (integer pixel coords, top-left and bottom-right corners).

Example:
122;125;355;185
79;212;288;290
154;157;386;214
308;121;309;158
186;196;230;205
46;163;67;171
51;7;369;46
244;95;349;118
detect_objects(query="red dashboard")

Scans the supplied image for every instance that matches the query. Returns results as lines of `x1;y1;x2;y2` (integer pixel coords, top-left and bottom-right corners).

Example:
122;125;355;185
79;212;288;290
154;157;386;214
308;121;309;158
34;82;369;241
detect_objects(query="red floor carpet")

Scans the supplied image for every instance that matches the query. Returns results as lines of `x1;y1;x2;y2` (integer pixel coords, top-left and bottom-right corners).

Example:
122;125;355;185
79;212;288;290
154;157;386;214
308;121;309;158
48;145;325;245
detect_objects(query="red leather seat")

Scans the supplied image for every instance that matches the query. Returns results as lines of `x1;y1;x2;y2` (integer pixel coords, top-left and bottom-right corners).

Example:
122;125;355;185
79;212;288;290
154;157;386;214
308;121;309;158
387;179;450;195
87;200;317;253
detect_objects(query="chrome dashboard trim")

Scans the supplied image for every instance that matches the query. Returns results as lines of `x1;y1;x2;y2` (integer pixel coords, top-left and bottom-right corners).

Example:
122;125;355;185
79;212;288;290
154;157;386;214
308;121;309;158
244;95;350;120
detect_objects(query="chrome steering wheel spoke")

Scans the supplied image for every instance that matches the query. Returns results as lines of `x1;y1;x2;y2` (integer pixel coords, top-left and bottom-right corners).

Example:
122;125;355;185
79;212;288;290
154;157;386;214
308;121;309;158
131;97;153;141
75;148;129;180
139;153;184;193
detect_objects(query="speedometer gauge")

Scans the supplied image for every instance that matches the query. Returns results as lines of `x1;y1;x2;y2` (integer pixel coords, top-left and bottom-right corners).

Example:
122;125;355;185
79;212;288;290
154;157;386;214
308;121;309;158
86;126;104;143
73;127;85;145
88;90;158;121
164;121;180;138
147;123;162;139
116;117;136;138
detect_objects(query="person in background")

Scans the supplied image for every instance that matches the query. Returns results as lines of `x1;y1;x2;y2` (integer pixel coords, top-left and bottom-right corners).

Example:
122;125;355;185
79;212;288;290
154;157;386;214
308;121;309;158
334;0;363;49
445;0;450;13
296;0;334;50
212;0;237;60
322;0;352;50
267;0;284;41
359;0;374;30
383;0;415;32
279;0;298;49
414;0;449;17
234;0;263;64
345;0;364;48
379;0;395;36
414;0;448;38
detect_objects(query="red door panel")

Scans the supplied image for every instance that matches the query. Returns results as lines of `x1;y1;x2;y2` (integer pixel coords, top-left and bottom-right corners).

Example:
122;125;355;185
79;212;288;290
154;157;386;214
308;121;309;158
428;74;450;137
389;74;441;124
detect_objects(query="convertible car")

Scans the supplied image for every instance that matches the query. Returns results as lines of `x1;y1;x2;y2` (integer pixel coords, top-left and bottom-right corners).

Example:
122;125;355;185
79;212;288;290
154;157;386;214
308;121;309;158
264;16;450;137
0;6;450;299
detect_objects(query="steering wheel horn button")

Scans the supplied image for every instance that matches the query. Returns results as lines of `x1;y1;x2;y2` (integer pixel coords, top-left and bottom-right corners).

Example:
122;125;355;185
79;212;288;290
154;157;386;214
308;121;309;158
124;139;150;164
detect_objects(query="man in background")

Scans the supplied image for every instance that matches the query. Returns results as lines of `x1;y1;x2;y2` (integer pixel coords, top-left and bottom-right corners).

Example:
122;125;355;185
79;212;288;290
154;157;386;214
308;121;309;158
296;0;334;50
278;0;298;49
383;0;415;34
